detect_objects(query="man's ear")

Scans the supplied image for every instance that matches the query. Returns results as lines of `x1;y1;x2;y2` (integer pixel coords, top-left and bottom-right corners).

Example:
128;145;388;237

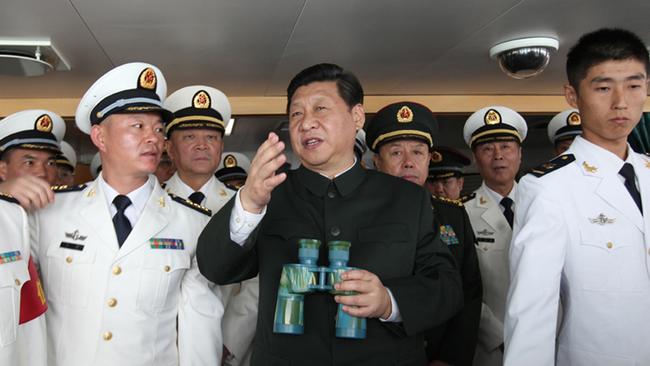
458;176;465;191
564;84;578;109
372;153;380;170
0;160;7;181
352;104;365;130
90;124;107;153
165;139;176;163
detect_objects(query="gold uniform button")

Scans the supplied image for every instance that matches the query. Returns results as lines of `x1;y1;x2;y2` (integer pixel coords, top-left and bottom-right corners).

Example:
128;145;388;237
163;265;171;272
112;266;122;275
66;256;73;263
102;331;113;341
14;279;21;286
607;242;613;249
107;298;117;307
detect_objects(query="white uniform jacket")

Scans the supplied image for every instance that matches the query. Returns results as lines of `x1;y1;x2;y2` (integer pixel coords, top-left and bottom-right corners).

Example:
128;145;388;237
505;136;650;366
465;182;514;366
0;197;47;366
165;173;259;366
33;177;223;366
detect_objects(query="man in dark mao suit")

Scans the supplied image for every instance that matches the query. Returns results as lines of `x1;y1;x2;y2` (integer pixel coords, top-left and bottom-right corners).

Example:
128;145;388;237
197;63;462;366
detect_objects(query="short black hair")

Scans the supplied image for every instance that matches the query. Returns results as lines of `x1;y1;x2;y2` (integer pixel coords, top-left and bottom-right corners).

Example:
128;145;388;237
286;63;364;112
567;28;650;89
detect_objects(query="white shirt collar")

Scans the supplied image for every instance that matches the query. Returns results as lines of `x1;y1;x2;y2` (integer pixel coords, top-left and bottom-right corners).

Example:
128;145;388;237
570;136;636;174
483;181;517;210
317;157;357;180
166;173;216;204
100;173;155;226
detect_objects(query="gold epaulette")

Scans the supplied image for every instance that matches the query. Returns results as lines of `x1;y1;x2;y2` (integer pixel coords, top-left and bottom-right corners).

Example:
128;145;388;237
51;184;87;193
168;193;212;216
528;154;575;178
0;192;19;204
431;194;464;207
460;193;476;203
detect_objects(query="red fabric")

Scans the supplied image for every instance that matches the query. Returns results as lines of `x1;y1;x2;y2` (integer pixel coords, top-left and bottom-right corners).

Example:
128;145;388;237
19;257;47;324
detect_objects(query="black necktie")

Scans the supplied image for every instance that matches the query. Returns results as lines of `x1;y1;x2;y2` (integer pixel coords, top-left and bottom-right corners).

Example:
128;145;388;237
500;197;514;228
112;195;132;247
619;163;643;213
188;191;205;205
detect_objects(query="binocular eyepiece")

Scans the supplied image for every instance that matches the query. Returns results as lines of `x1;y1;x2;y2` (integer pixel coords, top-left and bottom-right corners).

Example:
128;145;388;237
273;239;367;339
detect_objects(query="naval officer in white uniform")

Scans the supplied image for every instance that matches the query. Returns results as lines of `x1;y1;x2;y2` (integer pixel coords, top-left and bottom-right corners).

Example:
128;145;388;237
462;105;527;366
0;109;65;365
33;62;224;366
163;85;259;366
505;28;650;366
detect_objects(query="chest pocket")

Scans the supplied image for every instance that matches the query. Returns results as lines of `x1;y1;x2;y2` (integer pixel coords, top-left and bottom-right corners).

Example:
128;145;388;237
0;260;29;346
263;220;316;241
576;223;647;292
356;223;412;278
137;251;190;313
45;244;96;307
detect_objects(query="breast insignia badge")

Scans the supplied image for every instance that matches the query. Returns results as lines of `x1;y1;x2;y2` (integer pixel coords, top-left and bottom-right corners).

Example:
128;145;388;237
589;213;615;225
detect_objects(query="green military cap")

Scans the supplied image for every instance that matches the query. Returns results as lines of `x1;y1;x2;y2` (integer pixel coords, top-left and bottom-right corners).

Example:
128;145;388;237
428;146;470;179
365;102;436;153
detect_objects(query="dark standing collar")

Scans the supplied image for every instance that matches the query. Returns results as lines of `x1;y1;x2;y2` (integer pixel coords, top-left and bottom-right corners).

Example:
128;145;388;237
296;161;366;197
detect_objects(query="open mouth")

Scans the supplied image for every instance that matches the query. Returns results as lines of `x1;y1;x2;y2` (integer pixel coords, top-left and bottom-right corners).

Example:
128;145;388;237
302;137;323;149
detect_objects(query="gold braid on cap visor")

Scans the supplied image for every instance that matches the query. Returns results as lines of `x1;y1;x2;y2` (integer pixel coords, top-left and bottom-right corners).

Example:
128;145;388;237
165;115;225;134
371;130;433;151
470;128;521;146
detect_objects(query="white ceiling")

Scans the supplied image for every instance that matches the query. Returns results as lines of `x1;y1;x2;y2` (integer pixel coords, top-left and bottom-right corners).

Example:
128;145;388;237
0;0;648;99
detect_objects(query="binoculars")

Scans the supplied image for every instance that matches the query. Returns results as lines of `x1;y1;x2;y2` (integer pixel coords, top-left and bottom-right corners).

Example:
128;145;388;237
273;239;366;339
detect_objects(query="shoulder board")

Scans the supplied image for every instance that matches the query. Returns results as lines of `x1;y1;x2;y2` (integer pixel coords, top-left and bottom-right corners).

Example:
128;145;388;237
51;184;87;193
224;183;239;192
528;154;575;178
168;193;212;216
460;193;476;203
0;192;19;204
431;194;463;207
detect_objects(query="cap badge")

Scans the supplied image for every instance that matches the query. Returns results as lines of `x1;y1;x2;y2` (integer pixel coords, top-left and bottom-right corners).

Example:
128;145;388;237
224;154;237;168
431;151;443;163
35;114;53;133
567;111;581;126
138;67;157;90
396;106;413;123
484;109;501;125
193;90;211;109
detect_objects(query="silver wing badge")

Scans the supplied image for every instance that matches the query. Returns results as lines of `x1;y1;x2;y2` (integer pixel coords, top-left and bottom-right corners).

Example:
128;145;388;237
589;213;615;225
